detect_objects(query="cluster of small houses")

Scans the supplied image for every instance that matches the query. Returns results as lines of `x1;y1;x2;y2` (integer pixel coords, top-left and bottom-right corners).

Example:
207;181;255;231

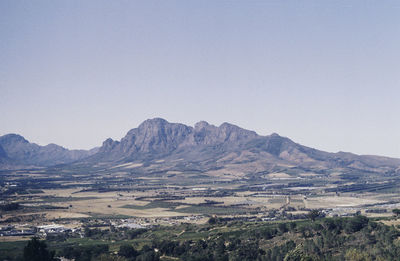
0;224;75;237
324;207;387;217
0;207;390;238
0;215;206;238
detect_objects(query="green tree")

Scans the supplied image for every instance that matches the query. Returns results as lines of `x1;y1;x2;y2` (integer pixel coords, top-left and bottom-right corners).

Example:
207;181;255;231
392;209;400;217
208;217;217;225
345;249;371;261
345;216;368;233
308;210;321;221
98;254;128;261
118;244;138;258
278;223;289;233
23;237;55;261
284;244;313;261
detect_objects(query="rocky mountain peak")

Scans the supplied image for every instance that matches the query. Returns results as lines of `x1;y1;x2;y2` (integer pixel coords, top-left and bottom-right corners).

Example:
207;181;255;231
194;121;211;130
0;133;29;145
218;122;258;142
110;118;194;158
137;118;168;129
100;138;119;152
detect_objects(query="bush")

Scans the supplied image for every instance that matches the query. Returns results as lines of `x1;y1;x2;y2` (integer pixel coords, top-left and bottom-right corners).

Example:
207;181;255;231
345;216;369;233
118;244;138;258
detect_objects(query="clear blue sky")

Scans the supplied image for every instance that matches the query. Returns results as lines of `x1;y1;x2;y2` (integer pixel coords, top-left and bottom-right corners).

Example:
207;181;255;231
1;1;399;157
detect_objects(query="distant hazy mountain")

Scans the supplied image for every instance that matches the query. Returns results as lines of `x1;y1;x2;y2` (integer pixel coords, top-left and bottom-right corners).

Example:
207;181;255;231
2;119;400;175
0;134;98;168
83;118;400;175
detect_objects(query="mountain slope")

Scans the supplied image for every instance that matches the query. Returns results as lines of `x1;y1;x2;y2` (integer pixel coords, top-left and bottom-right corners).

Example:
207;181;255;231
0;134;98;168
82;118;400;176
2;119;399;175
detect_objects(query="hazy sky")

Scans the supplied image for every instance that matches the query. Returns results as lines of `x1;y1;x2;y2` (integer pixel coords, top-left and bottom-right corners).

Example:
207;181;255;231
1;1;399;157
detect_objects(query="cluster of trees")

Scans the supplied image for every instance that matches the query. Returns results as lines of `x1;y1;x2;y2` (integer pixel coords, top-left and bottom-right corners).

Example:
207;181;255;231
59;243;159;261
59;244;111;261
259;215;398;260
150;238;231;261
0;202;20;211
392;208;400;216
22;238;56;261
8;215;400;261
117;245;159;261
81;226;147;241
144;215;395;260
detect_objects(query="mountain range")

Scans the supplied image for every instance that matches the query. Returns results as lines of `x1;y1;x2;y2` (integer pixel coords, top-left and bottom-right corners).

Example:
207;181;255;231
0;134;98;168
1;118;399;176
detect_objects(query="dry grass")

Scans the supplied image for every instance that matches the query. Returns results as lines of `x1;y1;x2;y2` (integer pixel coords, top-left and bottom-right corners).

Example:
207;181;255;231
267;173;292;179
166;171;183;175
41;188;80;197
364;212;392;218
48;197;186;218
45;212;90;219
35;188;194;218
380;218;400;226
0;236;31;242
169;195;299;209
123;163;143;169
306;196;382;208
299;173;318;177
